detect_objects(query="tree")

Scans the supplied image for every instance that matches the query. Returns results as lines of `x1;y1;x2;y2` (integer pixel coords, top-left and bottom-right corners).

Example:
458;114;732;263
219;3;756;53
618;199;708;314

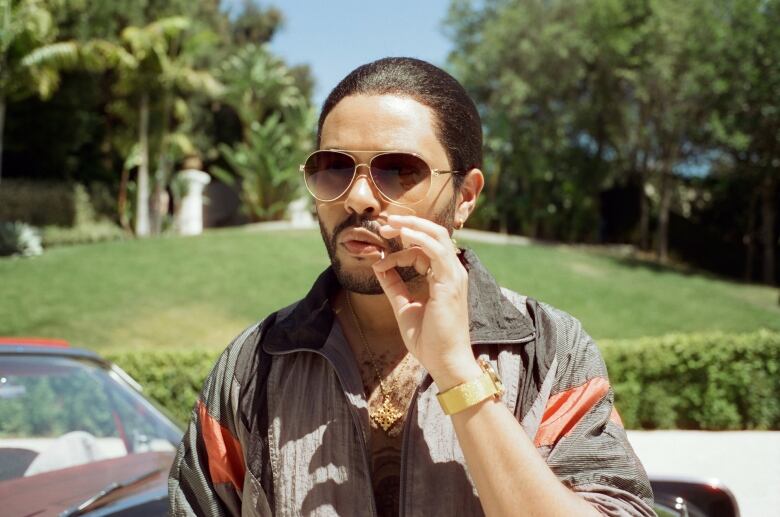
0;0;72;186
212;44;313;222
111;16;223;236
445;0;637;240
709;0;780;285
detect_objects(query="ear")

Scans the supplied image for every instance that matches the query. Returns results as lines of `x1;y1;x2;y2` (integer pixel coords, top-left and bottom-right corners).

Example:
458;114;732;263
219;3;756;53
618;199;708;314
455;168;484;227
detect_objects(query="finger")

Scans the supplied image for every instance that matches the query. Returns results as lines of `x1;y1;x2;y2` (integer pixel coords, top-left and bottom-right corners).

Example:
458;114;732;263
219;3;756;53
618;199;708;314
395;227;454;277
373;246;431;276
387;214;451;246
373;263;416;314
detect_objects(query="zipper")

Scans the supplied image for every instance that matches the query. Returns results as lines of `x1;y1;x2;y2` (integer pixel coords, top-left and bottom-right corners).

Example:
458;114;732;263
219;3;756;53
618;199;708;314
268;347;378;517
398;376;425;517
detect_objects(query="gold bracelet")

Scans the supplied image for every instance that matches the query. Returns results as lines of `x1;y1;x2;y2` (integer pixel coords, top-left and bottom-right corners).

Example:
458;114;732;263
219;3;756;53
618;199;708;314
436;359;505;415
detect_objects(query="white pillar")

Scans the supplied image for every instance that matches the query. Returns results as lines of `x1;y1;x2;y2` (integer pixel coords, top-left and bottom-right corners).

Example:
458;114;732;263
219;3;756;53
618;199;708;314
176;169;211;235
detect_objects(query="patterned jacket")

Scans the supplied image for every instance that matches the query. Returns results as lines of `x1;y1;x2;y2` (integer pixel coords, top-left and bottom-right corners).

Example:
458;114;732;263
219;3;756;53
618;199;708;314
169;249;655;516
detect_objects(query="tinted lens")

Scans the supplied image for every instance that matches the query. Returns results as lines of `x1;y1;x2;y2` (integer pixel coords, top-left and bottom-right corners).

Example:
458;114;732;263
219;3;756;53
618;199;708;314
303;151;356;201
370;153;431;203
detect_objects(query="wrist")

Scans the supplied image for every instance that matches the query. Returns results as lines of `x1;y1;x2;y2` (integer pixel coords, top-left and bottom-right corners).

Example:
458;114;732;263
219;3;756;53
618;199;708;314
430;356;483;391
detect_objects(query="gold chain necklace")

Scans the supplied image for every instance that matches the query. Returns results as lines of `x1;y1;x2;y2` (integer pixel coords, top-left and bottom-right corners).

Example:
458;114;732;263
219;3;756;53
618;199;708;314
345;292;411;432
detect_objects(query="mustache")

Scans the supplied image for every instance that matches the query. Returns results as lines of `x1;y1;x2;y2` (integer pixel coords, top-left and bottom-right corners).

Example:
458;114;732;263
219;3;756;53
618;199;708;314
331;213;402;252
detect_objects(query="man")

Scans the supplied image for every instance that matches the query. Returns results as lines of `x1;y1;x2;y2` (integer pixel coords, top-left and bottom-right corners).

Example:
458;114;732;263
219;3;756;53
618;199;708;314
169;57;655;517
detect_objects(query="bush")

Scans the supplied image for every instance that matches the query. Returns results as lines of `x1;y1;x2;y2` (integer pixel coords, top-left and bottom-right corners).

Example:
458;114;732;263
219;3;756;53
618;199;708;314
106;330;780;430
0;181;80;227
106;349;221;427
601;330;780;430
0;180;116;227
0;221;43;257
41;220;126;247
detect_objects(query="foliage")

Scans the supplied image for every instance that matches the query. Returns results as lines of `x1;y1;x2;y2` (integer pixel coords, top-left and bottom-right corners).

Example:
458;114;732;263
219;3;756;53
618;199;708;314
445;0;778;282
41;220;125;247
0;220;42;256
106;348;220;426
601;330;780;429
106;330;780;430
212;44;314;222
0;179;115;225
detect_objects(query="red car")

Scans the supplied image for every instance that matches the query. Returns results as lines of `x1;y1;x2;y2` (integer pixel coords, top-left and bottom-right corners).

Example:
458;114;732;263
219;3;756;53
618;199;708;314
0;338;182;516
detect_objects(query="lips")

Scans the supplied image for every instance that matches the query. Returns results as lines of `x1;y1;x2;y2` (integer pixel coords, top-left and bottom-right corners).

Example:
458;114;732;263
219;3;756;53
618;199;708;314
340;228;386;256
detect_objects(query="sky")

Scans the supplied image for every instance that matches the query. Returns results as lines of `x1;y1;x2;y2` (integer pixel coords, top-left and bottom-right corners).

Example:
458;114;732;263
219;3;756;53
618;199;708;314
223;0;455;107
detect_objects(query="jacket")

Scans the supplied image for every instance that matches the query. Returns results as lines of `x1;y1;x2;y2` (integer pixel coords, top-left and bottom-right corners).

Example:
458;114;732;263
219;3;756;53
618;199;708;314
169;249;655;516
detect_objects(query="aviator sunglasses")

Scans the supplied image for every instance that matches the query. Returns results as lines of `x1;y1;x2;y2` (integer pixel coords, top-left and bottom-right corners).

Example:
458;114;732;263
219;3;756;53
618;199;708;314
300;149;464;205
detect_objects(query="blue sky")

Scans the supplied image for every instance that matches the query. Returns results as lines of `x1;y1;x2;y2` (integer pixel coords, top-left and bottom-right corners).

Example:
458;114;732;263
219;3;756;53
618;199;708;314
223;0;455;107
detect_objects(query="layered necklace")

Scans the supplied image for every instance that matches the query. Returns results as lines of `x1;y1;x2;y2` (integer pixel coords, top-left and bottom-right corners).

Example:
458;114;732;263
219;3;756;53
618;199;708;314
345;293;413;433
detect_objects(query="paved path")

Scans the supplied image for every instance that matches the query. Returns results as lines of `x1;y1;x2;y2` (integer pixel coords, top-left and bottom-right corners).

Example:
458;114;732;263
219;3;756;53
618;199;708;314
626;431;780;517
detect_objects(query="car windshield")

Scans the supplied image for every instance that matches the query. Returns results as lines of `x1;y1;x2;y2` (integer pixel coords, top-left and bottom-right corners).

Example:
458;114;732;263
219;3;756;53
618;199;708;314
0;354;182;482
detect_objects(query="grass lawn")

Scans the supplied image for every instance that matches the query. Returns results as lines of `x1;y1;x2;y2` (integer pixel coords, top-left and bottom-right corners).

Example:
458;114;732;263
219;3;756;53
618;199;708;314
1;227;778;351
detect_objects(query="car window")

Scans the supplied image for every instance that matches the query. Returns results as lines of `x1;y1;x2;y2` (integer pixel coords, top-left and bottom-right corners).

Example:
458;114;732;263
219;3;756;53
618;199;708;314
0;354;180;482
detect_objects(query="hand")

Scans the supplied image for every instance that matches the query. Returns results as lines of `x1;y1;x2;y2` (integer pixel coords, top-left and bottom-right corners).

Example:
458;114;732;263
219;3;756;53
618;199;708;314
373;215;481;389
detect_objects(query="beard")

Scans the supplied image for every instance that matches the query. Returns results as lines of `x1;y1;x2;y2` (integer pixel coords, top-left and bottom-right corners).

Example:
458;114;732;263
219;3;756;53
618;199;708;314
318;198;457;295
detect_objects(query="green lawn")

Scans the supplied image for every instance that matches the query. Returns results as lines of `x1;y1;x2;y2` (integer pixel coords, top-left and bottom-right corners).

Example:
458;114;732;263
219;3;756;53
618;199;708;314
1;227;778;351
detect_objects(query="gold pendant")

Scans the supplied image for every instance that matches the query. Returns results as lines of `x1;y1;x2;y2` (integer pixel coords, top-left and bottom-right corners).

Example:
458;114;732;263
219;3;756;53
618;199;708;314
371;397;404;432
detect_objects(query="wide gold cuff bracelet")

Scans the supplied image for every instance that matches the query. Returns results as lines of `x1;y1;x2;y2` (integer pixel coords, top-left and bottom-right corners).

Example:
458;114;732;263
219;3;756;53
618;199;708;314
436;359;504;415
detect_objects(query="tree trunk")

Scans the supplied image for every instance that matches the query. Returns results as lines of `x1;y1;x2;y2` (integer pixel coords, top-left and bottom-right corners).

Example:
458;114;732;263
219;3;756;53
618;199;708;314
639;181;650;251
637;148;651;251
657;169;672;264
0;95;5;188
150;93;173;235
118;166;130;231
135;93;151;236
761;175;777;285
744;190;757;282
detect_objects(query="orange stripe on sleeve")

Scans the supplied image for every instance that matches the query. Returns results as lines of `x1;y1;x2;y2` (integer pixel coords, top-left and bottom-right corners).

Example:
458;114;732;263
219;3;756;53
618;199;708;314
533;376;610;447
198;399;246;492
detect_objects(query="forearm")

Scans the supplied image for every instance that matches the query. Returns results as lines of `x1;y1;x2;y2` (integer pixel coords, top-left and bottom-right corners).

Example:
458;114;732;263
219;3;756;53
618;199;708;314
436;367;601;517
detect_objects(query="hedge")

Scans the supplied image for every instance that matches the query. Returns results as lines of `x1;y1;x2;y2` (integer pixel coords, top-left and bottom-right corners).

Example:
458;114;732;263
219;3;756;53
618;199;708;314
0;180;89;227
107;330;780;430
601;329;779;430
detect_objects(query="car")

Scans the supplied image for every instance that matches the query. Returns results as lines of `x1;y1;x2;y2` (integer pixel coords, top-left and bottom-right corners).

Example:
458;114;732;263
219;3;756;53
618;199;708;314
0;338;183;516
651;476;740;517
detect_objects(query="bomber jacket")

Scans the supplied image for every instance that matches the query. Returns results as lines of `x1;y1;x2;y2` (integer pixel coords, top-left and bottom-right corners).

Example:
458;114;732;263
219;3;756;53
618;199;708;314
168;249;655;516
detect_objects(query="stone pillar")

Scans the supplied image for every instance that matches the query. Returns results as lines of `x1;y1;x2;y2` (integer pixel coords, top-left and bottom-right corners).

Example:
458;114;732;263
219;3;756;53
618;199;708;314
287;196;315;228
175;169;211;235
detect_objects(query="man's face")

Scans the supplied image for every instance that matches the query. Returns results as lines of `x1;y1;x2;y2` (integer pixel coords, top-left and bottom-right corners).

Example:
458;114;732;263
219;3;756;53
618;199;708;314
316;94;458;294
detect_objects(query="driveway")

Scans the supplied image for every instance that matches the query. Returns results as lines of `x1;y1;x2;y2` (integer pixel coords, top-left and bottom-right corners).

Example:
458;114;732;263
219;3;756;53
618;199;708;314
626;431;780;517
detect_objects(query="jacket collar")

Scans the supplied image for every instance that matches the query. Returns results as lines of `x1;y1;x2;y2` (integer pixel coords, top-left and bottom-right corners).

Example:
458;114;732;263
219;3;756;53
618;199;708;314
262;248;535;355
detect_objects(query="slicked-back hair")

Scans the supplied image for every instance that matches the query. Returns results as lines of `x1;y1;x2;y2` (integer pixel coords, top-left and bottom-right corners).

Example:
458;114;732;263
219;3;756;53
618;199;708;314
317;57;482;189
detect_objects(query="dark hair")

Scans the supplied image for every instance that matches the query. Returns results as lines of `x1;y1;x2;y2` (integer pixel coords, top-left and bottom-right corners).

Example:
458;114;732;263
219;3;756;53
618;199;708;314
317;57;482;189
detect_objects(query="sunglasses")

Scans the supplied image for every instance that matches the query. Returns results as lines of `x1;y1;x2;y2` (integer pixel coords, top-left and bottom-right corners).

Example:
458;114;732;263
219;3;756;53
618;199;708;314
300;149;464;205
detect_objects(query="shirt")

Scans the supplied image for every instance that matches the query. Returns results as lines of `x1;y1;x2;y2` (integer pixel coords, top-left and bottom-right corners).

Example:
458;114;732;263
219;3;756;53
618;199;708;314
168;249;655;516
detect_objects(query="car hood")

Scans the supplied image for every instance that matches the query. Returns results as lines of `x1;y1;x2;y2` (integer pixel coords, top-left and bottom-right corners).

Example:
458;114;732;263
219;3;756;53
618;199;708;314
0;451;174;516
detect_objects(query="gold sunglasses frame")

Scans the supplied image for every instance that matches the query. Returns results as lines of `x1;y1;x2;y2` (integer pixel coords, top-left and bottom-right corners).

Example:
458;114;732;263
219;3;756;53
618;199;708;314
299;149;463;205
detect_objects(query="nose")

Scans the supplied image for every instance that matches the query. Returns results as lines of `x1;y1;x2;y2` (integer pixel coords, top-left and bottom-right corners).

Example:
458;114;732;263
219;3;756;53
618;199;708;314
343;164;382;215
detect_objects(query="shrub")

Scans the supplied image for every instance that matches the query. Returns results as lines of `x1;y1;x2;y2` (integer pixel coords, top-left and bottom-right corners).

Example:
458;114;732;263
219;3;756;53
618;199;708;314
601;330;780;430
106;330;780;430
41;220;127;247
0;181;80;227
106;349;220;426
0;180;116;228
0;222;43;257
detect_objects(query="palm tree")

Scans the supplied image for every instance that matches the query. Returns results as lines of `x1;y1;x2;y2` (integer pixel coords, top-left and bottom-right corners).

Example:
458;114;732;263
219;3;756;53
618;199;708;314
0;0;134;188
115;17;223;236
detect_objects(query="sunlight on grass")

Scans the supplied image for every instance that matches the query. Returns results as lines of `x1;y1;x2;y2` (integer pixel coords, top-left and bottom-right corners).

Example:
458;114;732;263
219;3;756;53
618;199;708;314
1;228;778;351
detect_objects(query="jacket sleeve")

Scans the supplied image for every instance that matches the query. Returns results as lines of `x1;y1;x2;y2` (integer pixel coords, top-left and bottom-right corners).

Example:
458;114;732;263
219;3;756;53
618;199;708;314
169;324;263;517
534;305;655;517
